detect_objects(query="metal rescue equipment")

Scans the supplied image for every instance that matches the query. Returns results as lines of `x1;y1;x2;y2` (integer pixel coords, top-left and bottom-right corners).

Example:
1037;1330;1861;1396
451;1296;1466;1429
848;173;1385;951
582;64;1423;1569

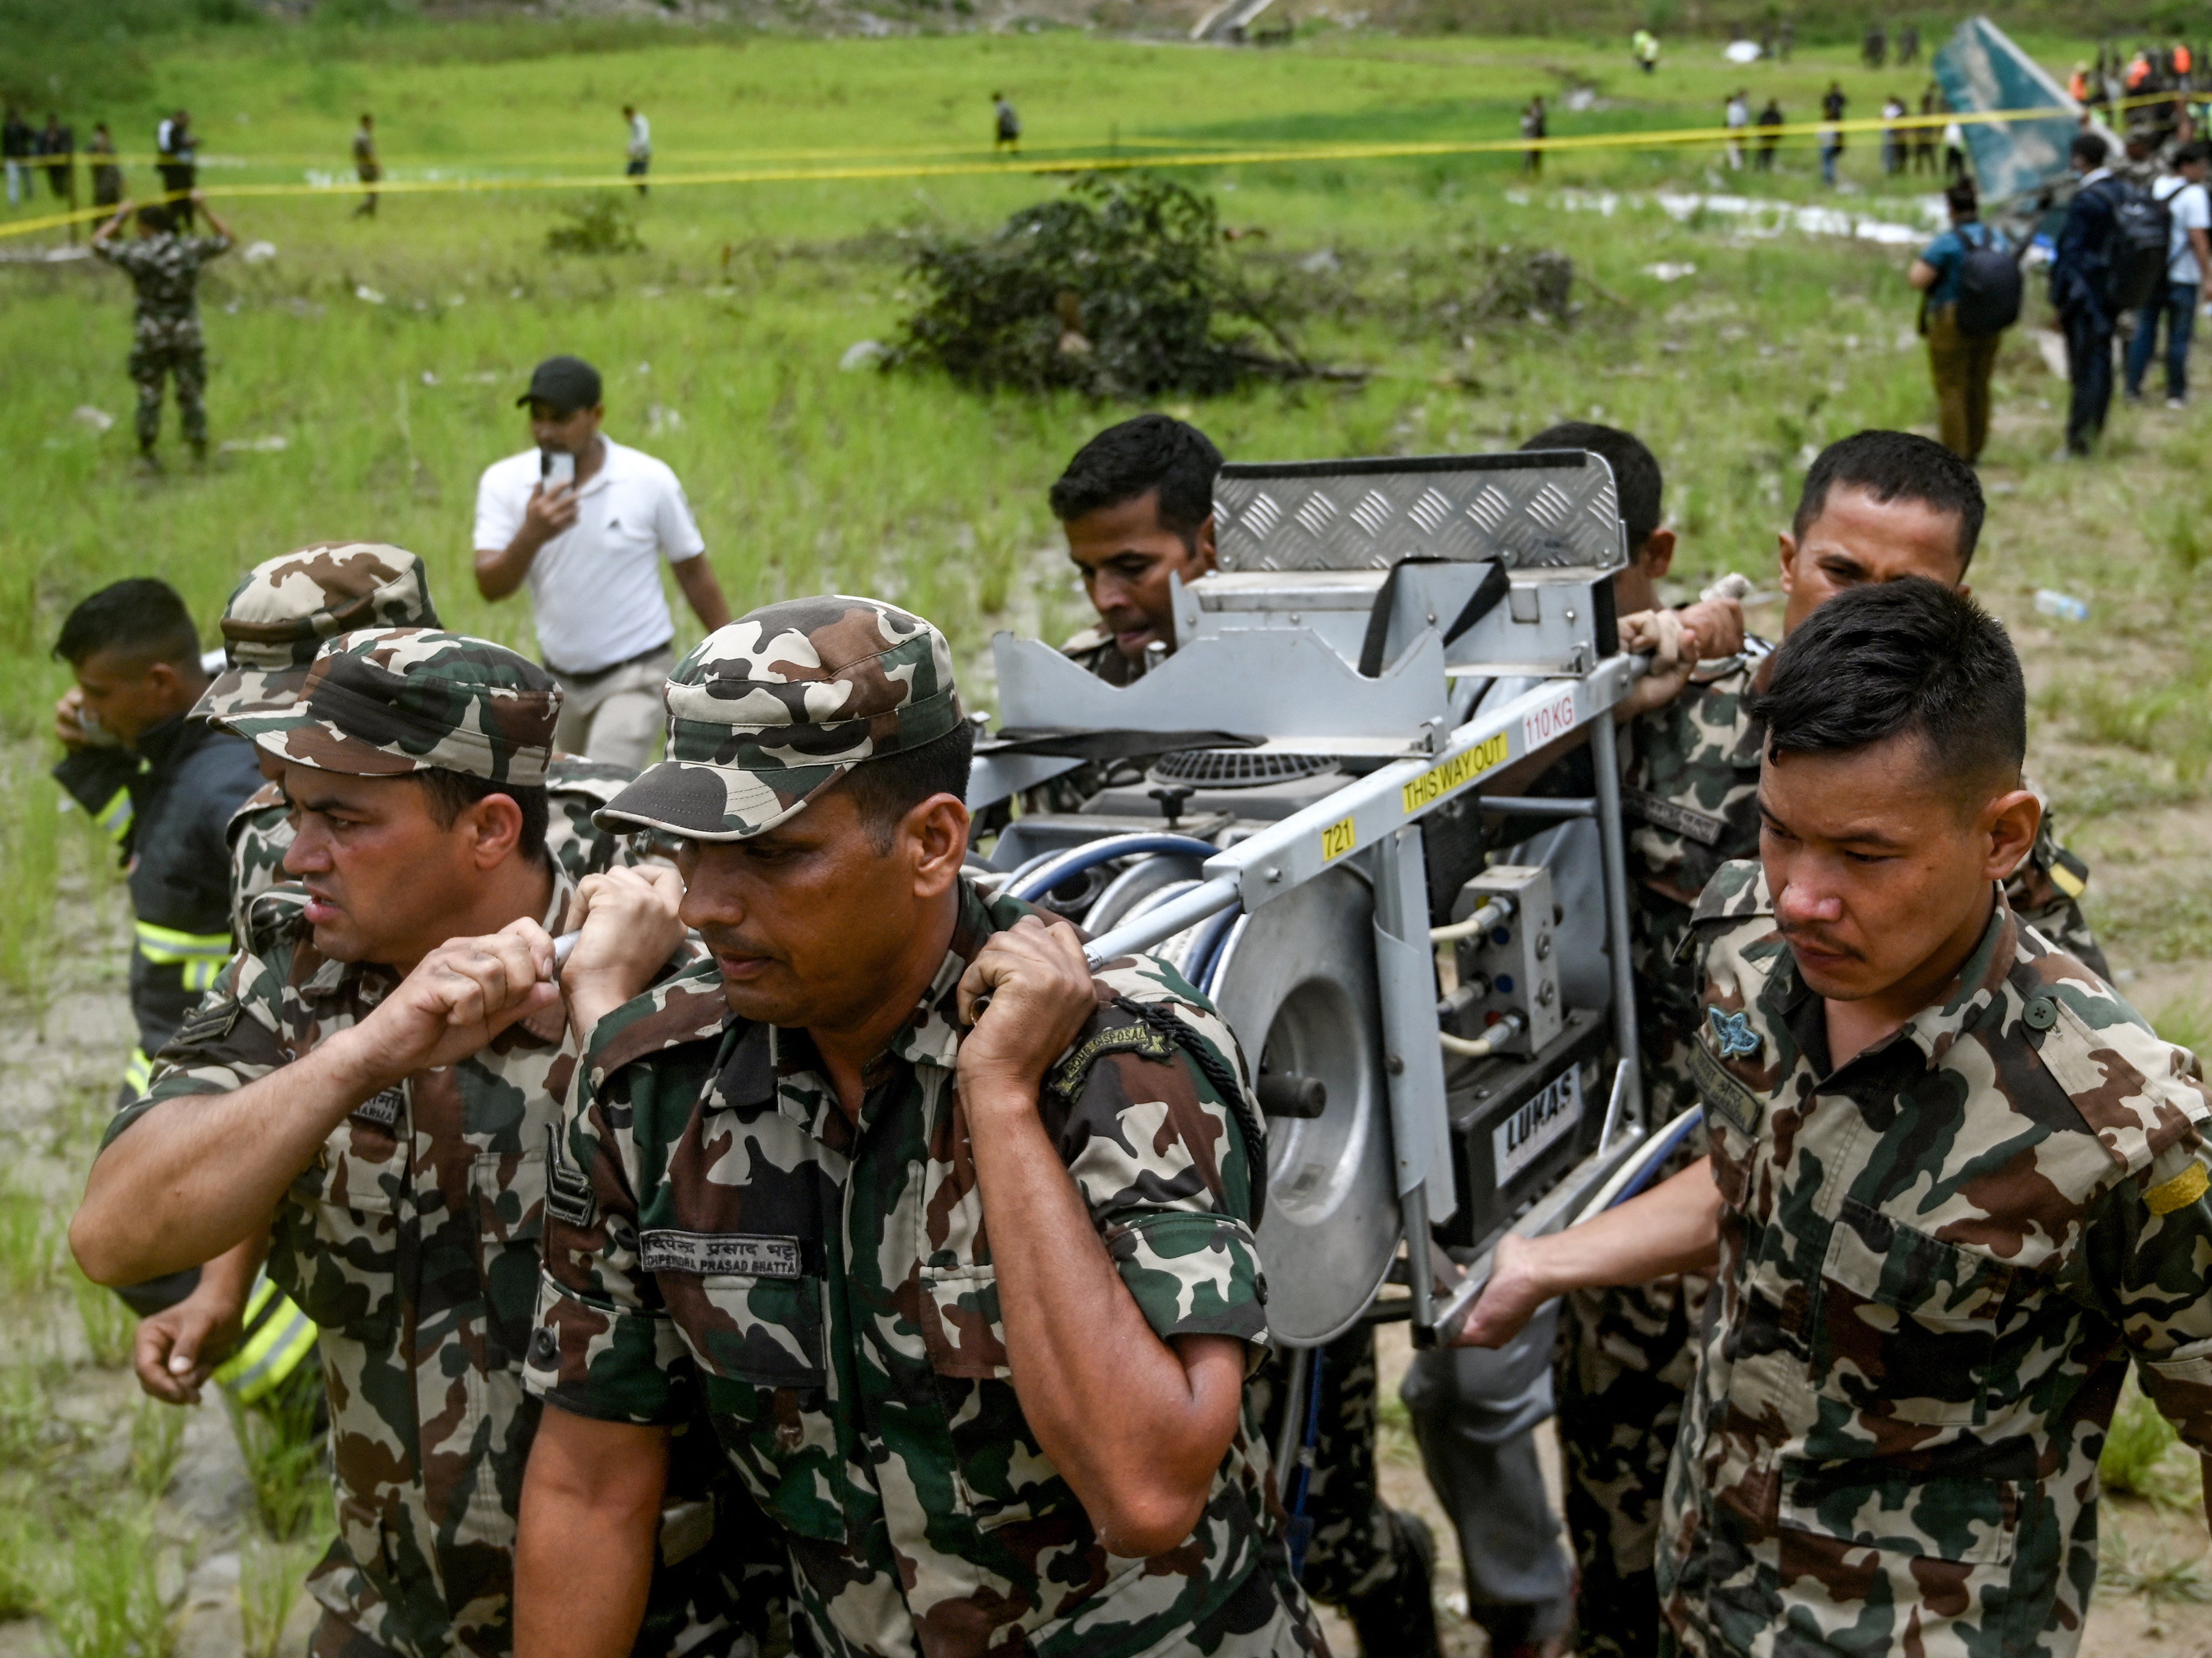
967;447;1663;1361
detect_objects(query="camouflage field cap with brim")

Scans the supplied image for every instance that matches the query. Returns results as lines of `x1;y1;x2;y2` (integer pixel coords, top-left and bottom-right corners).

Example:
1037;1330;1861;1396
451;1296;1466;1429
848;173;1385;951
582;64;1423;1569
193;542;440;724
596;596;962;842
224;627;560;786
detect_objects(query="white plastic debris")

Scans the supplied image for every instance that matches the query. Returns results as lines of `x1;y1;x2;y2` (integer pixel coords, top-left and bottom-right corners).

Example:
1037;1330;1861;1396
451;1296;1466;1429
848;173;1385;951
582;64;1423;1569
355;284;385;304
243;240;277;263
218;435;290;453
2033;589;2090;622
1643;261;1698;282
840;339;889;371
421;371;441;386
72;405;115;432
1724;38;1762;62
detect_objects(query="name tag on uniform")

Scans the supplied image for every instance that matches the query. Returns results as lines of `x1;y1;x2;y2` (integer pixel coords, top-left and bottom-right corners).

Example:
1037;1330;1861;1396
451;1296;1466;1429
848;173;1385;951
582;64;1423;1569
639;1230;805;1278
1686;1039;1765;1138
350;1084;406;1131
1622;787;1727;847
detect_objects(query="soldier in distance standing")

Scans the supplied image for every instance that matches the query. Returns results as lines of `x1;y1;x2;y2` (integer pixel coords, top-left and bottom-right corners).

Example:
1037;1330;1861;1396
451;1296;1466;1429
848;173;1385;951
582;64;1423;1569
69;629;766;1658
515;597;1321;1658
208;544;659;940
91;191;235;470
1457;578;2212;1658
1558;429;2104;1658
1047;415;1442;1657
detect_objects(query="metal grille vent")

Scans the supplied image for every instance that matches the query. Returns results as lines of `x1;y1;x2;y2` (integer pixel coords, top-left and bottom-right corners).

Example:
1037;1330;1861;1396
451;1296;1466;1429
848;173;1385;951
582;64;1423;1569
1149;749;1340;789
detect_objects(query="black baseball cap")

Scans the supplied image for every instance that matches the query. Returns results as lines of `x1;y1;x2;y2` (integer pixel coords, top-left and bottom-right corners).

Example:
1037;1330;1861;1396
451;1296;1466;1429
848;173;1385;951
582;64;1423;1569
517;355;603;413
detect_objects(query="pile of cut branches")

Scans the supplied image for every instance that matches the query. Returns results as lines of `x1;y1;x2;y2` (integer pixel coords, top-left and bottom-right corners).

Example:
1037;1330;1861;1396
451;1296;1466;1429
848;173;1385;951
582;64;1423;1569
887;174;1314;398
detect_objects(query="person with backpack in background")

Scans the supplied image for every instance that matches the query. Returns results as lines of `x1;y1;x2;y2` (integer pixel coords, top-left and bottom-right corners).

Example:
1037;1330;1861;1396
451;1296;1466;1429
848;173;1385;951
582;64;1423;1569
1911;178;2019;461
2126;139;2212;406
2051;131;2129;455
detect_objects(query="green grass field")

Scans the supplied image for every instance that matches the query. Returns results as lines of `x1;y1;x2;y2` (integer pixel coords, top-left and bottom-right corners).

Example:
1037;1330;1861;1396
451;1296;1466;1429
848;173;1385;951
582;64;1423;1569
8;17;2212;1650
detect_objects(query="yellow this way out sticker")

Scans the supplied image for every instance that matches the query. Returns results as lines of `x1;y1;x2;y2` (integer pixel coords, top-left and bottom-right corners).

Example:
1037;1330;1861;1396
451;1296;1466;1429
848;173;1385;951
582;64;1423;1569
1401;733;1510;815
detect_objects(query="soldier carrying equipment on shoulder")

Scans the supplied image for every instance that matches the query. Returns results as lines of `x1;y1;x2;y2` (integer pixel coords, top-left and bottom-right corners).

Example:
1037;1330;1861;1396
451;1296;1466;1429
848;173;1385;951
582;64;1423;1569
69;630;763;1658
1561;430;2102;1658
1046;418;1442;1655
515;597;1322;1658
208;543;660;940
1459;578;2212;1658
91;191;235;469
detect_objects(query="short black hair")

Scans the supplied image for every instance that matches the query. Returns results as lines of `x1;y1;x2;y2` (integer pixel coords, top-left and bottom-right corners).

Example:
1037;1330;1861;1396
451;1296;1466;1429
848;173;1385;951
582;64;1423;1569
2179;139;2212;167
1047;415;1224;548
840;719;976;851
1945;178;1979;217
137;203;173;235
1522;421;1663;552
416;769;550;864
1791;429;1984;570
53;578;201;669
2072;131;2109;167
1751;577;2024;797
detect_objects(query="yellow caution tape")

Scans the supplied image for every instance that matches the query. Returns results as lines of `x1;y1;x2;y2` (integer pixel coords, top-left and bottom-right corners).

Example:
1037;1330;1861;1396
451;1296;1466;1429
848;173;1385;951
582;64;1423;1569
3;93;2189;243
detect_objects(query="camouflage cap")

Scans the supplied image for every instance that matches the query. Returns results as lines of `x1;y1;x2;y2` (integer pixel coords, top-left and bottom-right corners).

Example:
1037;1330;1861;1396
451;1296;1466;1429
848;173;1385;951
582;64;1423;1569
193;543;439;724
596;596;962;842
224;628;560;786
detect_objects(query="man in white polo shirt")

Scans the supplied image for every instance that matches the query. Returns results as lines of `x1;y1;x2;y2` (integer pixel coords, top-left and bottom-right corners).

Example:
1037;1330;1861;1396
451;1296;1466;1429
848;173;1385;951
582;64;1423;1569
473;354;731;768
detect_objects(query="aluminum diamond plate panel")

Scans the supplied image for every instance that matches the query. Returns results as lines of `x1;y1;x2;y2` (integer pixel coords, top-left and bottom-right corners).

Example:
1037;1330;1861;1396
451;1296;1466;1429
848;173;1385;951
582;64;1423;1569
1215;449;1626;574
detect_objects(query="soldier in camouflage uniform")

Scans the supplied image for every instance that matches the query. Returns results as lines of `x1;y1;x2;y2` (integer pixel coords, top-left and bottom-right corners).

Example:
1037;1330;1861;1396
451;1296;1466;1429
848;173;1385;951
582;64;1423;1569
518;597;1321;1658
198;544;657;936
1464;580;2212;1658
1562;431;2108;1658
1044;421;1437;1653
91;192;235;467
72;630;758;1658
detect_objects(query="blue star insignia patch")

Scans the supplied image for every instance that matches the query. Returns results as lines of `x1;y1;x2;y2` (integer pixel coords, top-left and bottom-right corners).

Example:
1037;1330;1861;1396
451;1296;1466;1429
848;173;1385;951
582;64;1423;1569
1708;1007;1761;1060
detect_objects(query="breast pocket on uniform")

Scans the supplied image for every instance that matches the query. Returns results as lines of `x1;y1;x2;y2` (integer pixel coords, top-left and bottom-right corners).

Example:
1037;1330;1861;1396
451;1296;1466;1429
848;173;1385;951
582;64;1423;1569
646;1230;827;1390
472;1148;547;1368
1815;1197;2011;1428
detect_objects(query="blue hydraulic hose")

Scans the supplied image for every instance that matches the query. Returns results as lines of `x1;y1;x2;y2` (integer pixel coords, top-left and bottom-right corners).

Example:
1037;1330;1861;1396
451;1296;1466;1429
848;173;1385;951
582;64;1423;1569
1608;1107;1705;1209
1008;834;1226;904
1189;905;1244;993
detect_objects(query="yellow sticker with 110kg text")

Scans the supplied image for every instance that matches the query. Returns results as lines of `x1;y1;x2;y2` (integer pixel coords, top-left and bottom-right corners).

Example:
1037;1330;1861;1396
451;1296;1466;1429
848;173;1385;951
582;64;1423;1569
1321;816;1358;861
1401;732;1510;815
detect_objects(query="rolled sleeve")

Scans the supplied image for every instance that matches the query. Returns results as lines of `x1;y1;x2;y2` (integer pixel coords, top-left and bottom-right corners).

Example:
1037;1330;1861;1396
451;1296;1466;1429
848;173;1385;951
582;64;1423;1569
1053;974;1272;1355
526;1059;700;1425
2115;1135;2212;1454
103;953;283;1148
1101;1210;1268;1349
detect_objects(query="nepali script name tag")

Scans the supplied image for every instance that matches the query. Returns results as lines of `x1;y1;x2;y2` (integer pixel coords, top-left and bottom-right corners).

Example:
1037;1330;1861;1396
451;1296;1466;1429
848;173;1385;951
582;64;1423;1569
639;1230;805;1279
350;1084;407;1131
1493;1066;1582;1183
1621;787;1727;847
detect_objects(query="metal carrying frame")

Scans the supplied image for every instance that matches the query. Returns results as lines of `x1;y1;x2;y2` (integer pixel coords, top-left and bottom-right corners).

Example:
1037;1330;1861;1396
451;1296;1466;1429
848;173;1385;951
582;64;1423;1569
969;448;1656;1349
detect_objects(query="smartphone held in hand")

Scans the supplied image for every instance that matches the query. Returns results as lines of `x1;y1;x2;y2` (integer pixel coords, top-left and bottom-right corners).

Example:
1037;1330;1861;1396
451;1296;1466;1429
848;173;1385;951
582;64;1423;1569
541;448;576;488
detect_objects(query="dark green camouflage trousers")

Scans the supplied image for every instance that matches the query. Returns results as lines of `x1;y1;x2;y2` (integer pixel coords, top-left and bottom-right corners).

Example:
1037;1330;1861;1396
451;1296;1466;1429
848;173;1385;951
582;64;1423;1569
129;337;207;449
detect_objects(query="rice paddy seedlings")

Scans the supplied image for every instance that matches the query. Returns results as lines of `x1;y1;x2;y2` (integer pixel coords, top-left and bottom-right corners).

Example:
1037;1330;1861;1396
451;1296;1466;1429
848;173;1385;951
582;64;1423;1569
71;1268;136;1370
40;1512;176;1658
128;1398;188;1503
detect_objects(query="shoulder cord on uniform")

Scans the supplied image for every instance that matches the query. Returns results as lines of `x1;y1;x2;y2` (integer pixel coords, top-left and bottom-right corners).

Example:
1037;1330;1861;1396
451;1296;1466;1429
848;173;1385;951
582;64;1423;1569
1107;995;1270;1227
